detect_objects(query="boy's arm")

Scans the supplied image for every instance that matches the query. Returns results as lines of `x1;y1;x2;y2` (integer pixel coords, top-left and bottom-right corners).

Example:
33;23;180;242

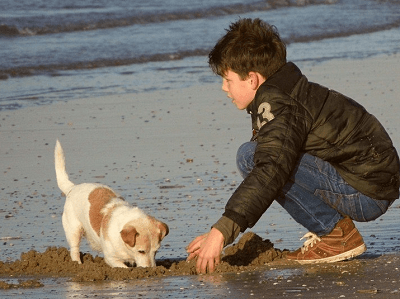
224;87;312;232
212;216;241;246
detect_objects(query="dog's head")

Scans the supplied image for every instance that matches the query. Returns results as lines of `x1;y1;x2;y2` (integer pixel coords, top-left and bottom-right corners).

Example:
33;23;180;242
120;217;169;267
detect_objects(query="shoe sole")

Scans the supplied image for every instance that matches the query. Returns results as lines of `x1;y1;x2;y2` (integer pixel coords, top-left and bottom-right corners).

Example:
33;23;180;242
295;243;367;264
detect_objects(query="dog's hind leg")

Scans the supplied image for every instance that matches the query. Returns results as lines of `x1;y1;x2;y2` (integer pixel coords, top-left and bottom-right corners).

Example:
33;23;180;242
62;211;84;264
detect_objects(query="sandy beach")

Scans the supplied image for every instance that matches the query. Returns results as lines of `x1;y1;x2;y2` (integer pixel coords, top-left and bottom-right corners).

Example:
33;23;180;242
1;53;400;297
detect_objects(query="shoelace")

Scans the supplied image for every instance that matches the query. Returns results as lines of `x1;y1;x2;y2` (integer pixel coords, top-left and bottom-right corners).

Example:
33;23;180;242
299;232;321;254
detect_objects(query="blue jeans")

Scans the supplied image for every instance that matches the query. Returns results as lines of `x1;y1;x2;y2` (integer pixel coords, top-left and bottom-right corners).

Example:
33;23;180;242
236;141;394;236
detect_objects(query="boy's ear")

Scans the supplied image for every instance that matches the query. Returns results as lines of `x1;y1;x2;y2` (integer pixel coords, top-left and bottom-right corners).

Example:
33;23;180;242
248;72;266;90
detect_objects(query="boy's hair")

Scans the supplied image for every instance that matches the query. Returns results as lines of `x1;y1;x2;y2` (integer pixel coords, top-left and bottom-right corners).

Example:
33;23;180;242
208;18;287;80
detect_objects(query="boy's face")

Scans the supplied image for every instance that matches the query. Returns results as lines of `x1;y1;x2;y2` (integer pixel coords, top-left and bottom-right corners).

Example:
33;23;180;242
222;70;257;110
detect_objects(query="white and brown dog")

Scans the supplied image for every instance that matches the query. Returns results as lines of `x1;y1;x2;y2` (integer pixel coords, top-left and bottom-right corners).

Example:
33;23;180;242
54;140;169;268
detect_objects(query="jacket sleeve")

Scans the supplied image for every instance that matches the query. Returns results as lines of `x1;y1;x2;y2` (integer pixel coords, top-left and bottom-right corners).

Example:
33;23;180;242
212;216;241;247
223;86;312;231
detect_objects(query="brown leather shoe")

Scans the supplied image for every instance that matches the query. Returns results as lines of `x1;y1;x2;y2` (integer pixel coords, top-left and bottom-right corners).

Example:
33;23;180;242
286;217;366;264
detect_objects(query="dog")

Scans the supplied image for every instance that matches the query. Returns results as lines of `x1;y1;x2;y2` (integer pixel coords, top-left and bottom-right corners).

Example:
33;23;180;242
54;140;169;268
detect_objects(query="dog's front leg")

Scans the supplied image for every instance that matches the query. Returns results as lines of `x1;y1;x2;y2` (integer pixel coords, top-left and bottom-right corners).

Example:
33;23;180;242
70;246;82;264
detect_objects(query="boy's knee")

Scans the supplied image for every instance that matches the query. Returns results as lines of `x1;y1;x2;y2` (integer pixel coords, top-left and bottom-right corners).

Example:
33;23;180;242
236;141;257;178
236;142;256;161
237;141;257;154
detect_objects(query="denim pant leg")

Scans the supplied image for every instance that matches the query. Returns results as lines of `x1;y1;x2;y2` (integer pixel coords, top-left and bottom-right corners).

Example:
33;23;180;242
236;141;258;178
236;142;393;236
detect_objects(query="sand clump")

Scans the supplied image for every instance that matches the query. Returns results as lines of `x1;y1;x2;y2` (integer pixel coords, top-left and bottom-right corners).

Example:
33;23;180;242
0;232;286;288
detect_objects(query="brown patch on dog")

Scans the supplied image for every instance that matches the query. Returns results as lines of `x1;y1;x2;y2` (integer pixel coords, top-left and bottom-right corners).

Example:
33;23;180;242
88;188;117;236
120;226;137;247
100;204;117;241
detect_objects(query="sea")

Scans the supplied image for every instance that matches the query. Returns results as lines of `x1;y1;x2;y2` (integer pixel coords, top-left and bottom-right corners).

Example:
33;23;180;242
1;0;400;111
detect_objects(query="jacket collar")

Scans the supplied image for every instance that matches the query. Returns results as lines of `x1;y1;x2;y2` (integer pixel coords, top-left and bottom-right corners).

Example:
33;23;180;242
246;62;302;114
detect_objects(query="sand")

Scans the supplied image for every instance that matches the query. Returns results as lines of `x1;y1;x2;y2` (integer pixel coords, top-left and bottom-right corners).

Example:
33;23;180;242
1;53;400;297
0;232;286;284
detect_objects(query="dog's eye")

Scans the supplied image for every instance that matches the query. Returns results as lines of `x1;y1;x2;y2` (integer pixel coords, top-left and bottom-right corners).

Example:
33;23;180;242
138;250;146;254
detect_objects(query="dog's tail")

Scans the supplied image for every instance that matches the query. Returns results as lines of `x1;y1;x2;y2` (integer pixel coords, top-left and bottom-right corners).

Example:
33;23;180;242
54;139;75;195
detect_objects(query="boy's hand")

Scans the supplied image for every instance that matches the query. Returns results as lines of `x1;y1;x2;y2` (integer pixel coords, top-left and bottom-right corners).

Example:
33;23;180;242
186;228;224;274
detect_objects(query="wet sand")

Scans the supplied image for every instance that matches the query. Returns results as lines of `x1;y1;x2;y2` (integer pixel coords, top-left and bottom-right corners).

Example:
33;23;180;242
1;232;399;297
0;232;285;283
1;53;400;297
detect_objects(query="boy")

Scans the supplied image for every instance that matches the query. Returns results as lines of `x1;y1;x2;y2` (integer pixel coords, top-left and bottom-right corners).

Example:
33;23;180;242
186;18;399;274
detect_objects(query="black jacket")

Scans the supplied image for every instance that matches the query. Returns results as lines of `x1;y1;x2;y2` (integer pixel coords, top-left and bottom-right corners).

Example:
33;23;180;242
224;62;400;232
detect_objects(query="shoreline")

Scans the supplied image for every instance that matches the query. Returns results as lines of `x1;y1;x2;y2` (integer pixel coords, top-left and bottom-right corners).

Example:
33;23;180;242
3;25;400;112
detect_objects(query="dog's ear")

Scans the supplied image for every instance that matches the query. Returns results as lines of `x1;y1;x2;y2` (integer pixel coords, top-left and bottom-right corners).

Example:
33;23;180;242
158;221;169;241
148;216;169;241
120;226;137;247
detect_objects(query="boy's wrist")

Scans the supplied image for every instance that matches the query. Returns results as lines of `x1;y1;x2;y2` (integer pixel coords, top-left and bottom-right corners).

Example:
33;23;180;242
212;216;241;247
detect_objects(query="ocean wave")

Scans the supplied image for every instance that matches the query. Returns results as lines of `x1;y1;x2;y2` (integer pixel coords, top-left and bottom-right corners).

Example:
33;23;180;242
0;0;335;37
3;18;399;81
3;23;400;80
0;49;210;79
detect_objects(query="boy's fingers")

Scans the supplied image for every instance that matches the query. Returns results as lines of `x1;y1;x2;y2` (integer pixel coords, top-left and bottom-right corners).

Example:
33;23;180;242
206;259;215;273
186;250;199;262
186;233;208;252
197;257;207;274
215;255;221;266
196;257;216;274
186;243;199;253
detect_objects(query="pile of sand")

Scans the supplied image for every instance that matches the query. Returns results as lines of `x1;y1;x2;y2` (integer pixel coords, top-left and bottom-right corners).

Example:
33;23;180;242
0;232;287;288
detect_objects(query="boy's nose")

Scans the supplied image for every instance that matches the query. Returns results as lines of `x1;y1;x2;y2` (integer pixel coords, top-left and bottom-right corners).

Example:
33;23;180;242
221;80;228;92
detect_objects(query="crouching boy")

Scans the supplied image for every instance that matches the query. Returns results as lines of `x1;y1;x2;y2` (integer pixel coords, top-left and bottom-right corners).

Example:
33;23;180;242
186;18;399;274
